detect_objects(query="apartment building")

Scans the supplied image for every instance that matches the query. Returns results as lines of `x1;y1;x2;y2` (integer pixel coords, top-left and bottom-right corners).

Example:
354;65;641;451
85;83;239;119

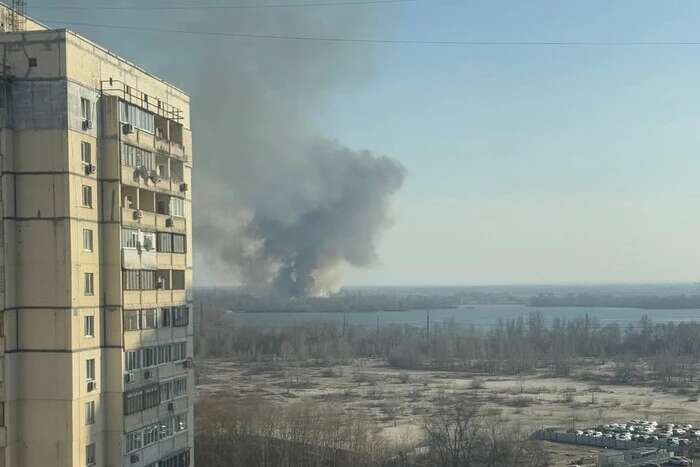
0;6;194;467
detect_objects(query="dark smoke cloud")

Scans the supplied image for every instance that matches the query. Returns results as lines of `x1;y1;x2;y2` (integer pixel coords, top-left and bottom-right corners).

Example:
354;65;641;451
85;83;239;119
199;140;404;296
183;9;406;296
66;2;406;296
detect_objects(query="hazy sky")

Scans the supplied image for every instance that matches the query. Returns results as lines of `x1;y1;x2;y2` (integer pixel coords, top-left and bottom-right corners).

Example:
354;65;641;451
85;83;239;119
30;0;700;286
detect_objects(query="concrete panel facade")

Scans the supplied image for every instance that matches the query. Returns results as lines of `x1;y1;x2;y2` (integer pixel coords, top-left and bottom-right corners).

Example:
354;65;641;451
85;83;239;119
0;4;194;467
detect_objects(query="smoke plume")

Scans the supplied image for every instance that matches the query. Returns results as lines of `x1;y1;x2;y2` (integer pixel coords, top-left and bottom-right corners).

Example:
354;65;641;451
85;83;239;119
179;8;406;296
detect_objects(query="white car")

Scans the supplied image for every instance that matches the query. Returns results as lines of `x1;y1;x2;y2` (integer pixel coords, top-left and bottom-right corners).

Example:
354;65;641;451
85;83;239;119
669;456;691;466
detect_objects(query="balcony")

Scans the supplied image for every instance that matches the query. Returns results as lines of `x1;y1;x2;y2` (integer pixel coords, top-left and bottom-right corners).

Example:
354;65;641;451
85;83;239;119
121;165;187;197
121;185;187;233
122;248;157;270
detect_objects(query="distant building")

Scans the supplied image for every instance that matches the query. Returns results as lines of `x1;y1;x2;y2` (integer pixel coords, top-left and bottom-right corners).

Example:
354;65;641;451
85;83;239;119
0;4;194;467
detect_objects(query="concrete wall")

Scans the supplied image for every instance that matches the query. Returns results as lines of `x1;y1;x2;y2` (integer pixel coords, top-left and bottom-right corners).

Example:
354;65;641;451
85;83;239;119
0;18;194;467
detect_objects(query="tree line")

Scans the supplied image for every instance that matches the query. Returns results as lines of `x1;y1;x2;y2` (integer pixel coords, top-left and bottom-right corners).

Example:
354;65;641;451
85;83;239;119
198;310;700;384
196;394;547;467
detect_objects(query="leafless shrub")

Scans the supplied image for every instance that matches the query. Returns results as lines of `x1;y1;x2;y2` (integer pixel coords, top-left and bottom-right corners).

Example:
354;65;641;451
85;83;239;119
196;395;389;467
469;377;485;389
422;400;549;467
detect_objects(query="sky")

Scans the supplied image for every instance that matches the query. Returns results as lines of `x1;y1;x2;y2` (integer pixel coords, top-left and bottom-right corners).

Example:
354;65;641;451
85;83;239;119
27;0;700;286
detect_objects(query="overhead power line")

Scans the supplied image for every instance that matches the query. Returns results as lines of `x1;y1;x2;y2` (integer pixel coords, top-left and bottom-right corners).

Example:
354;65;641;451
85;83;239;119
39;20;700;47
31;0;422;10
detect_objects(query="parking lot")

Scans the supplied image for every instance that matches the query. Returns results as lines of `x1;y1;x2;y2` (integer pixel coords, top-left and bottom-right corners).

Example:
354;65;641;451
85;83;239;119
574;419;698;450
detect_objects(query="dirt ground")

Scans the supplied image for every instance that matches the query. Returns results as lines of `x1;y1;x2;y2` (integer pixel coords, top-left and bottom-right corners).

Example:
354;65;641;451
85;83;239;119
197;358;700;463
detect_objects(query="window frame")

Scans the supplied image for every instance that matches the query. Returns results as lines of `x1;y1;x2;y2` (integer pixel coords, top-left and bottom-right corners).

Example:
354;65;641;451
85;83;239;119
173;306;188;327
170;197;185;218
84;272;94;296
81;185;93;208
81;97;92;122
81;141;92;165
86;359;95;382
157;232;172;253
85;400;95;425
172;234;186;254
83;228;94;252
84;315;95;338
124;310;141;332
85;442;96;467
122;228;139;249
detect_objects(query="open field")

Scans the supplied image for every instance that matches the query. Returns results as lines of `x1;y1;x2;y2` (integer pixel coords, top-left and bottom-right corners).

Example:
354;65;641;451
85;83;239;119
197;358;700;462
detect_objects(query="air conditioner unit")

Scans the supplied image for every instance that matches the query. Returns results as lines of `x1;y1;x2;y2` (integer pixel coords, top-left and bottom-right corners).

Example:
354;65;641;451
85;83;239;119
130;454;140;464
165;218;174;227
149;170;160;184
144;370;152;380
84;163;96;175
179;183;188;193
167;402;175;411
87;380;96;392
122;123;134;134
124;372;135;384
82;120;93;130
182;359;193;369
133;210;143;220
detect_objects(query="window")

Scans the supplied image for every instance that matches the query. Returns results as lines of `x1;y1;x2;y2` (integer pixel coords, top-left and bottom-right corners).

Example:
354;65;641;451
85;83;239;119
125;349;141;371
170;197;185;217
141;270;156;290
124;193;135;209
158;344;172;364
157;199;169;215
172;270;185;290
173;377;187;398
172;234;186;254
160;380;173;402
142;308;157;329
142;231;155;251
126;430;142;453
122;228;138;249
85;401;95;425
124;310;140;331
144;385;160;410
174;413;187;432
161;307;171;327
124;389;143;415
81;141;92;165
84;315;95;337
173;342;187;362
83;228;93;252
157;162;168;178
86;359;95;382
159;418;174;439
82;185;93;208
119;101;154;134
160;450;190;467
142;347;156;368
143;424;160;447
121;143;155;170
84;273;94;296
81;97;91;122
157;232;172;253
124;270;156;290
173;306;188;327
156;270;170;290
85;443;96;466
123;270;140;290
